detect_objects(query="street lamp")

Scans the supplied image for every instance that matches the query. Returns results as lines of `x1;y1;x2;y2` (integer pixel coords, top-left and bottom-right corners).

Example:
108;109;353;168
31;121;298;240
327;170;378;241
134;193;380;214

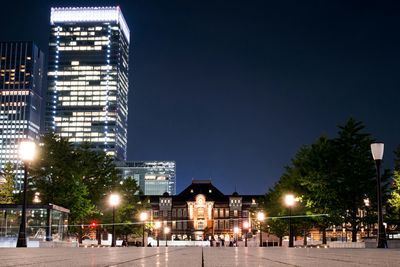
364;198;370;237
243;221;249;247
285;194;296;248
154;221;161;247
371;142;387;248
109;193;120;247
234;226;239;246
164;226;170;247
16;140;36;248
257;212;265;247
140;212;148;247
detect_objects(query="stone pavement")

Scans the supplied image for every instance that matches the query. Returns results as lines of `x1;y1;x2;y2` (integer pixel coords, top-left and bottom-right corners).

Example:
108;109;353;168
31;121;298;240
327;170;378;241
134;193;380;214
0;247;399;267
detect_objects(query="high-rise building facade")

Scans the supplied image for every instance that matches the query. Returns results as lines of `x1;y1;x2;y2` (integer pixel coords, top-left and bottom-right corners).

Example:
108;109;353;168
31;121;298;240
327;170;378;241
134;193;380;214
116;161;176;195
46;7;130;160
0;41;44;189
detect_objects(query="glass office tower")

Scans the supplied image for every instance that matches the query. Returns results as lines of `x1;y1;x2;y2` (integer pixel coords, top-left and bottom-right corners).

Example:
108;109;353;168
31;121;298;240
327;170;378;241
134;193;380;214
0;42;44;190
116;161;177;195
46;7;130;160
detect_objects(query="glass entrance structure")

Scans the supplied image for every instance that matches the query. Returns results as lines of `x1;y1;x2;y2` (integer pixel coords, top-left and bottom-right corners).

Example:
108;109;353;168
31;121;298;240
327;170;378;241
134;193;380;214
0;203;69;246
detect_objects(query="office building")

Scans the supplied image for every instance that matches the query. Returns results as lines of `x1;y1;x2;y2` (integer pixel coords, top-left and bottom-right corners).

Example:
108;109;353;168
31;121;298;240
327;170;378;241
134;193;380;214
46;7;130;160
0;41;44;190
116;161;176;195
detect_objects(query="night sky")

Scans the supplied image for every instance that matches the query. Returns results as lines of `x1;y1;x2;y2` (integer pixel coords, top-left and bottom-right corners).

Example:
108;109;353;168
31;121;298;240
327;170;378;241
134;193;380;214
1;1;399;194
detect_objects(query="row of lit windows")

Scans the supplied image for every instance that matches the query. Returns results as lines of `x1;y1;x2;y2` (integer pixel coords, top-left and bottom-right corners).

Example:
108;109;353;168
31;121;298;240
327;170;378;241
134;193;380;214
214;220;231;230
61;101;108;106
49;66;113;72
58;46;103;51
61;132;104;137
59;128;116;134
60;132;115;138
0;109;21;115
2;134;26;141
58;127;116;134
54;31;99;36
0;125;28;129
51;88;115;95
55;81;87;86
56;122;91;127
53;26;119;32
77;76;101;81
57;41;110;47
1;68;27;72
76;36;109;41
0;102;26;107
72;111;111;116
57;85;117;95
59;96;116;101
0;57;31;61
72;66;114;71
67;137;115;143
0;130;28;134
49;71;114;76
0;81;30;85
54;116;115;122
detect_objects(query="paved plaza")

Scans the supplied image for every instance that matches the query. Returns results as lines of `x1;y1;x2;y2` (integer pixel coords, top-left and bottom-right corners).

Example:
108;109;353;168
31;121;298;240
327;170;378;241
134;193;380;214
0;247;399;267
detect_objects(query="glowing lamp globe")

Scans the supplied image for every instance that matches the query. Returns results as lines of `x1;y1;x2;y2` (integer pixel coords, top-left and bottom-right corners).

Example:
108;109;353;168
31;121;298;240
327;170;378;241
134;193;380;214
109;193;120;207
371;143;384;160
19;141;36;162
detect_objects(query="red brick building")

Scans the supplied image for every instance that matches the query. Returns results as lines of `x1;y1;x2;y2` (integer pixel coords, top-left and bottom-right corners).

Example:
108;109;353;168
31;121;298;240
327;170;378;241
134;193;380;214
146;180;262;241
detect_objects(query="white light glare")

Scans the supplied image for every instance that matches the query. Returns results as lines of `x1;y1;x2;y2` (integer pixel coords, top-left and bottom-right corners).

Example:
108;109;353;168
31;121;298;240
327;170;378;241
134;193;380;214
109;193;120;206
50;7;130;43
19;141;36;162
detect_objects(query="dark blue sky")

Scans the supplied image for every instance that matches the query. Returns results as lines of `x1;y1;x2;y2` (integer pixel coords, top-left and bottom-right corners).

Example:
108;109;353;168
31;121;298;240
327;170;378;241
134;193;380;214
2;0;399;194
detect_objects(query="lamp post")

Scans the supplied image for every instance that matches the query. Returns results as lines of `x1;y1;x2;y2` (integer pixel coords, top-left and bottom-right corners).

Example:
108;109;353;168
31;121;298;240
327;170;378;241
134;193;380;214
140;212;148;247
164;226;170;247
285;194;296;248
109;193;120;247
243;221;249;247
154;221;161;247
257;212;265;247
16;141;36;248
234;226;239;246
364;198;370;238
371;142;387;248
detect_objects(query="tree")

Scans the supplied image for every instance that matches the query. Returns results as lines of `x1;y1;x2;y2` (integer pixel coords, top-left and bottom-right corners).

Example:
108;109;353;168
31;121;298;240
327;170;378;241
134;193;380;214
0;162;16;203
293;136;342;243
388;171;400;215
75;143;120;208
263;118;388;243
114;176;142;243
30;134;142;242
388;146;400;221
30;134;95;227
394;145;400;171
333;118;385;242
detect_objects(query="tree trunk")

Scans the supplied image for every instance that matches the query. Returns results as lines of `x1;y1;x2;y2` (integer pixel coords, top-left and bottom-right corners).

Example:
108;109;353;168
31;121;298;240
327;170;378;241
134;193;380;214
322;228;327;244
352;225;357;242
303;230;307;246
279;236;283;247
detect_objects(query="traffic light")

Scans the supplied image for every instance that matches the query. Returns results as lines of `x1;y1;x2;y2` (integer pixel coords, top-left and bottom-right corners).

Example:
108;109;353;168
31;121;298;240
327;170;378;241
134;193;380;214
90;221;97;228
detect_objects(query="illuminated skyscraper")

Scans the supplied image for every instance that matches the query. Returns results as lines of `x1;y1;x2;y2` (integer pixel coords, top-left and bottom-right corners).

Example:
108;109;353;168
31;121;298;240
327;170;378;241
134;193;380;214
116;161;177;195
46;7;130;160
0;41;44;189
